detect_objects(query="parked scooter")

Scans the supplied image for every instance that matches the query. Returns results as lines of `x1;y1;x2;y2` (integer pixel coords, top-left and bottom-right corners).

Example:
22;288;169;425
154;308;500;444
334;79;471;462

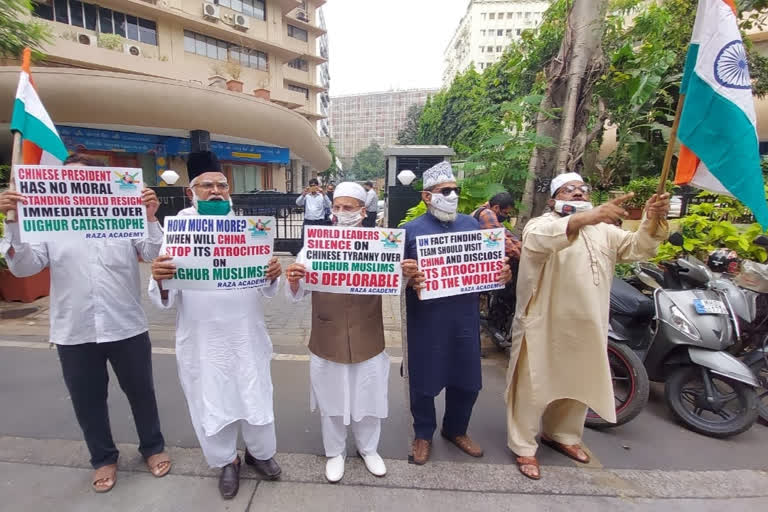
608;235;760;438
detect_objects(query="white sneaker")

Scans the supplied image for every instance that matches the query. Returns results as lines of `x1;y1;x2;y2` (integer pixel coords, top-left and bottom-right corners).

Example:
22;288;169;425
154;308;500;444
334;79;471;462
325;454;345;483
360;452;387;477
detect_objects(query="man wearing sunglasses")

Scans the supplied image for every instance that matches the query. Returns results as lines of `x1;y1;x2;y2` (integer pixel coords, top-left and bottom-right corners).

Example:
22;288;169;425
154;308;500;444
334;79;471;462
401;161;512;465
505;172;669;481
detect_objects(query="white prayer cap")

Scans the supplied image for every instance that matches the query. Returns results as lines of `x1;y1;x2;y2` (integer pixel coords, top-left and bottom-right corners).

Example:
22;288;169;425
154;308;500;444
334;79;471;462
334;182;367;204
422;161;457;190
550;172;585;196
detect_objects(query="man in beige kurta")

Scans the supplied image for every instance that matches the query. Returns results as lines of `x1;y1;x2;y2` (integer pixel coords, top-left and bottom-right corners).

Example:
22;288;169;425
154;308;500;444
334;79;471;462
505;172;669;479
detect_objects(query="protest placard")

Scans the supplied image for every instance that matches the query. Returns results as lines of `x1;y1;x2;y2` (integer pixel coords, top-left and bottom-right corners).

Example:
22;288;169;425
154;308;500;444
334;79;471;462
14;165;147;243
162;215;275;291
416;228;505;300
303;225;405;295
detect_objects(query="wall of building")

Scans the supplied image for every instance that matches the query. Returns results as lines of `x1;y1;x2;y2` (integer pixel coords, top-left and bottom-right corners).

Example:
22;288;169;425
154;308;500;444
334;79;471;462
329;88;439;163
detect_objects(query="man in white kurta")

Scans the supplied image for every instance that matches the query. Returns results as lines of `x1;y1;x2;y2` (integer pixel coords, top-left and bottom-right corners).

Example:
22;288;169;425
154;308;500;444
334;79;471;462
506;173;669;480
149;151;283;499
285;182;389;483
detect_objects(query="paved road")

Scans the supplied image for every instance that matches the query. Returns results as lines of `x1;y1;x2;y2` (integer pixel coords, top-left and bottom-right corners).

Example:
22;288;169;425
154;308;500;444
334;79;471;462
1;258;768;473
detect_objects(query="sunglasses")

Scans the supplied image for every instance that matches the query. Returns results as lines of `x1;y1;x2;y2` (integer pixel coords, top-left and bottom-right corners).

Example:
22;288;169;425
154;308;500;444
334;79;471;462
429;187;462;197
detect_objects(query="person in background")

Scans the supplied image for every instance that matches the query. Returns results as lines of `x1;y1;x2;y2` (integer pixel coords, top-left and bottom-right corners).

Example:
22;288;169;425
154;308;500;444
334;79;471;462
149;151;283;499
363;181;379;227
471;192;521;260
0;153;170;493
285;182;389;483
324;182;335;223
505;172;669;480
297;178;331;240
400;162;512;466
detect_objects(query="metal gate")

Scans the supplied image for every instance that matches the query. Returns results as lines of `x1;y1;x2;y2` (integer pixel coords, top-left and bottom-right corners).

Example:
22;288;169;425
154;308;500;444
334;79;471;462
150;187;306;255
386;155;445;227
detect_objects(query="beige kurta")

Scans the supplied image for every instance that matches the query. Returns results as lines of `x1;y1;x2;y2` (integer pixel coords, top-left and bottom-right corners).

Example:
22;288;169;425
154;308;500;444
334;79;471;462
505;213;668;424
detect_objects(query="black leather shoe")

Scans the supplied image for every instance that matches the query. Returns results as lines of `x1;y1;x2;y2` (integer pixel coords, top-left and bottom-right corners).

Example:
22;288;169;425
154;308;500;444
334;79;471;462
218;456;241;500
244;449;282;480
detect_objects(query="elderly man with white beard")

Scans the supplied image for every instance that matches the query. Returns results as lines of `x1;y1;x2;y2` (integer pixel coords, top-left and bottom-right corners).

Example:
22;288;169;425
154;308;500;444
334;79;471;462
401;162;512;466
149;151;283;500
284;182;389;483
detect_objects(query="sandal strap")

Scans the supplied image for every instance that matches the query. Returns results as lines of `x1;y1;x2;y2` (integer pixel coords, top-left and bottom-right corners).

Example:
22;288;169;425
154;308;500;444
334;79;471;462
92;464;117;484
516;456;539;467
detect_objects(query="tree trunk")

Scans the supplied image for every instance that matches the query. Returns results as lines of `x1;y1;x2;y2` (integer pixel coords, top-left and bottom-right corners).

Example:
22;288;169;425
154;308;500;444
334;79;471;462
515;0;608;235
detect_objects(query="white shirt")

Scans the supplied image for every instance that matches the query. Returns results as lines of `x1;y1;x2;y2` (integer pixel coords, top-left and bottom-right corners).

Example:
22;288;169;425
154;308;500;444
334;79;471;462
365;189;378;212
148;206;279;435
0;220;163;345
296;192;331;220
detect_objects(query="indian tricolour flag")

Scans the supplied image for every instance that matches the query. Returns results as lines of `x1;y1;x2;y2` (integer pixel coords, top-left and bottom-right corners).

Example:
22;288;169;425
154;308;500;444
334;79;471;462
10;48;68;165
674;0;768;228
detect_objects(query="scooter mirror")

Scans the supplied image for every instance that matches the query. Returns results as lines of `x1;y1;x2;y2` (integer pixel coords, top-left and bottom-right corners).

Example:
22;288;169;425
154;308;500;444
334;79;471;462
669;232;685;247
754;235;768;248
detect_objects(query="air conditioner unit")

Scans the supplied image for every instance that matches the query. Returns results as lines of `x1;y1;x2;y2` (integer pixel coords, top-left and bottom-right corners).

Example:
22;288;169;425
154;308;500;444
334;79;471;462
202;1;220;20
124;43;142;57
77;32;96;46
296;10;309;22
233;13;250;30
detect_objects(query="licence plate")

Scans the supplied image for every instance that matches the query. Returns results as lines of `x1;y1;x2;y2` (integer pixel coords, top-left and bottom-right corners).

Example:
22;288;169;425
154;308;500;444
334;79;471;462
693;299;728;315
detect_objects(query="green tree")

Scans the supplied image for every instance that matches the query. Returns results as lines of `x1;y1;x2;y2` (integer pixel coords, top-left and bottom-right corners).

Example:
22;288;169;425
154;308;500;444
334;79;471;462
396;104;424;145
0;0;50;57
319;139;340;183
347;141;385;181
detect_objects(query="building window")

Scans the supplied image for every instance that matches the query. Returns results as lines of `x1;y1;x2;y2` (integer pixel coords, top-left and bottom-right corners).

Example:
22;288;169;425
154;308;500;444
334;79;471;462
480;29;485;36
216;0;266;21
496;46;502;52
507;12;513;19
479;46;484;53
506;29;512;37
184;30;268;71
288;57;309;71
516;29;522;36
497;29;503;36
287;84;310;99
498;12;504;19
487;46;493;52
525;12;531;18
518;12;523;18
33;1;158;46
488;13;495;20
287;24;308;42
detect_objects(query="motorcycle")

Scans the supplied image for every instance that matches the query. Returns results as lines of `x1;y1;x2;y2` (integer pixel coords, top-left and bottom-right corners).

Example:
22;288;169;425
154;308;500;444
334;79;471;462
609;237;760;438
632;235;768;426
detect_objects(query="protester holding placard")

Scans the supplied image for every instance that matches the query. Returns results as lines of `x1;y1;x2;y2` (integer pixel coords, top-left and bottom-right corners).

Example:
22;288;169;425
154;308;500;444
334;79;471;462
285;182;389;483
400;162;512;466
505;173;669;481
148;151;283;500
0;153;170;493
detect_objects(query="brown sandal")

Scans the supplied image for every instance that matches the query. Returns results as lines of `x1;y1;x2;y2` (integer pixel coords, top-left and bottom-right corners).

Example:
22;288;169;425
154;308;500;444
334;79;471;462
515;456;541;480
541;436;590;464
92;463;117;493
146;451;172;477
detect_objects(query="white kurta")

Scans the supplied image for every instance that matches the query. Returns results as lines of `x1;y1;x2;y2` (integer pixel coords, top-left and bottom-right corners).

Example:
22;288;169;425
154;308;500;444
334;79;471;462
506;213;668;423
288;248;389;425
148;207;279;437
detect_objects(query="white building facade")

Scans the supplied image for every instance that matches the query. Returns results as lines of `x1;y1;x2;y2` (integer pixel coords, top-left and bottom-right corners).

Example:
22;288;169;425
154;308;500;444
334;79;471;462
443;0;551;86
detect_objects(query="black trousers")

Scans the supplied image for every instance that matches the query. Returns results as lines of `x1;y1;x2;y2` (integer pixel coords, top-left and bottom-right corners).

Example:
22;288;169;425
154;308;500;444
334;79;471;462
56;332;165;468
410;386;479;440
302;218;329;245
363;212;378;228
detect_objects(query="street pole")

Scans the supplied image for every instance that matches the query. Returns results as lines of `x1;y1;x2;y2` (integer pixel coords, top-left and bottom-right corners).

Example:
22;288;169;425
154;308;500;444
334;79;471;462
7;131;22;222
652;93;685;235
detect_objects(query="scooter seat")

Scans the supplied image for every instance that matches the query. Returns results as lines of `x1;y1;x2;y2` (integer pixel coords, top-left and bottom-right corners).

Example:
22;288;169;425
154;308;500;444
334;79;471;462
610;277;654;320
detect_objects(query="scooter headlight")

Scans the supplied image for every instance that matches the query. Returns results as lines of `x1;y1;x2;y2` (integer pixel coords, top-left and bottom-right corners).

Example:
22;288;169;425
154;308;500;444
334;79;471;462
669;304;701;340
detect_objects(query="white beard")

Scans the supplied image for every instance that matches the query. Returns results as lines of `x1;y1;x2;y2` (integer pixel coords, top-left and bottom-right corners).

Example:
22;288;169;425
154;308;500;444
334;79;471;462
428;206;457;223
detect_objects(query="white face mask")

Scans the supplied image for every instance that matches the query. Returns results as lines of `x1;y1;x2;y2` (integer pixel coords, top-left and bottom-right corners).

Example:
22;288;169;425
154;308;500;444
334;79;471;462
429;191;459;215
554;200;593;216
333;208;363;226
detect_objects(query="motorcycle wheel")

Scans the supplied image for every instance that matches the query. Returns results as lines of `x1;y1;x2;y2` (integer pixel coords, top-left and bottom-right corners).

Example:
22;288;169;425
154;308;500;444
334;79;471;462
746;358;768;426
665;366;758;438
585;340;649;429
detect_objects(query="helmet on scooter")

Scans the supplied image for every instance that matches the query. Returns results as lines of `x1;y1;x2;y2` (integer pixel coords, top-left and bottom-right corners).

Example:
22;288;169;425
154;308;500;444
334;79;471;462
707;248;741;274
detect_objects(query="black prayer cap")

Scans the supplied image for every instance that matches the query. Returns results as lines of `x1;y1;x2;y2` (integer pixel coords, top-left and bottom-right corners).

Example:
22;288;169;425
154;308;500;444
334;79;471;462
187;151;221;182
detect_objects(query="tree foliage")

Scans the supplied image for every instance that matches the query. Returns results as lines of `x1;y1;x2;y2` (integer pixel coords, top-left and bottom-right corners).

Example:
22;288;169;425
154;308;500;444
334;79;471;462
319;139;340;184
0;0;50;58
396;104;424;145
346;141;385;181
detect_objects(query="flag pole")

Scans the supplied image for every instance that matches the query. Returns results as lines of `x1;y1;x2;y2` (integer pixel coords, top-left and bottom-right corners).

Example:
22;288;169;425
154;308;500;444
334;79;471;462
651;93;685;235
7;132;22;222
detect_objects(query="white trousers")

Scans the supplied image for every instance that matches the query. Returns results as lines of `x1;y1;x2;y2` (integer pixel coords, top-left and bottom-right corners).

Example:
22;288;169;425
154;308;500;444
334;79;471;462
321;415;381;457
193;419;277;468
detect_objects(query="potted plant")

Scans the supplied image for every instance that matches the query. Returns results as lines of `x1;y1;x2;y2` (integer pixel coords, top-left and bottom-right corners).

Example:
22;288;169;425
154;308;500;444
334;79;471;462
225;61;243;92
624;176;675;220
253;78;270;99
0;213;51;303
208;63;227;89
